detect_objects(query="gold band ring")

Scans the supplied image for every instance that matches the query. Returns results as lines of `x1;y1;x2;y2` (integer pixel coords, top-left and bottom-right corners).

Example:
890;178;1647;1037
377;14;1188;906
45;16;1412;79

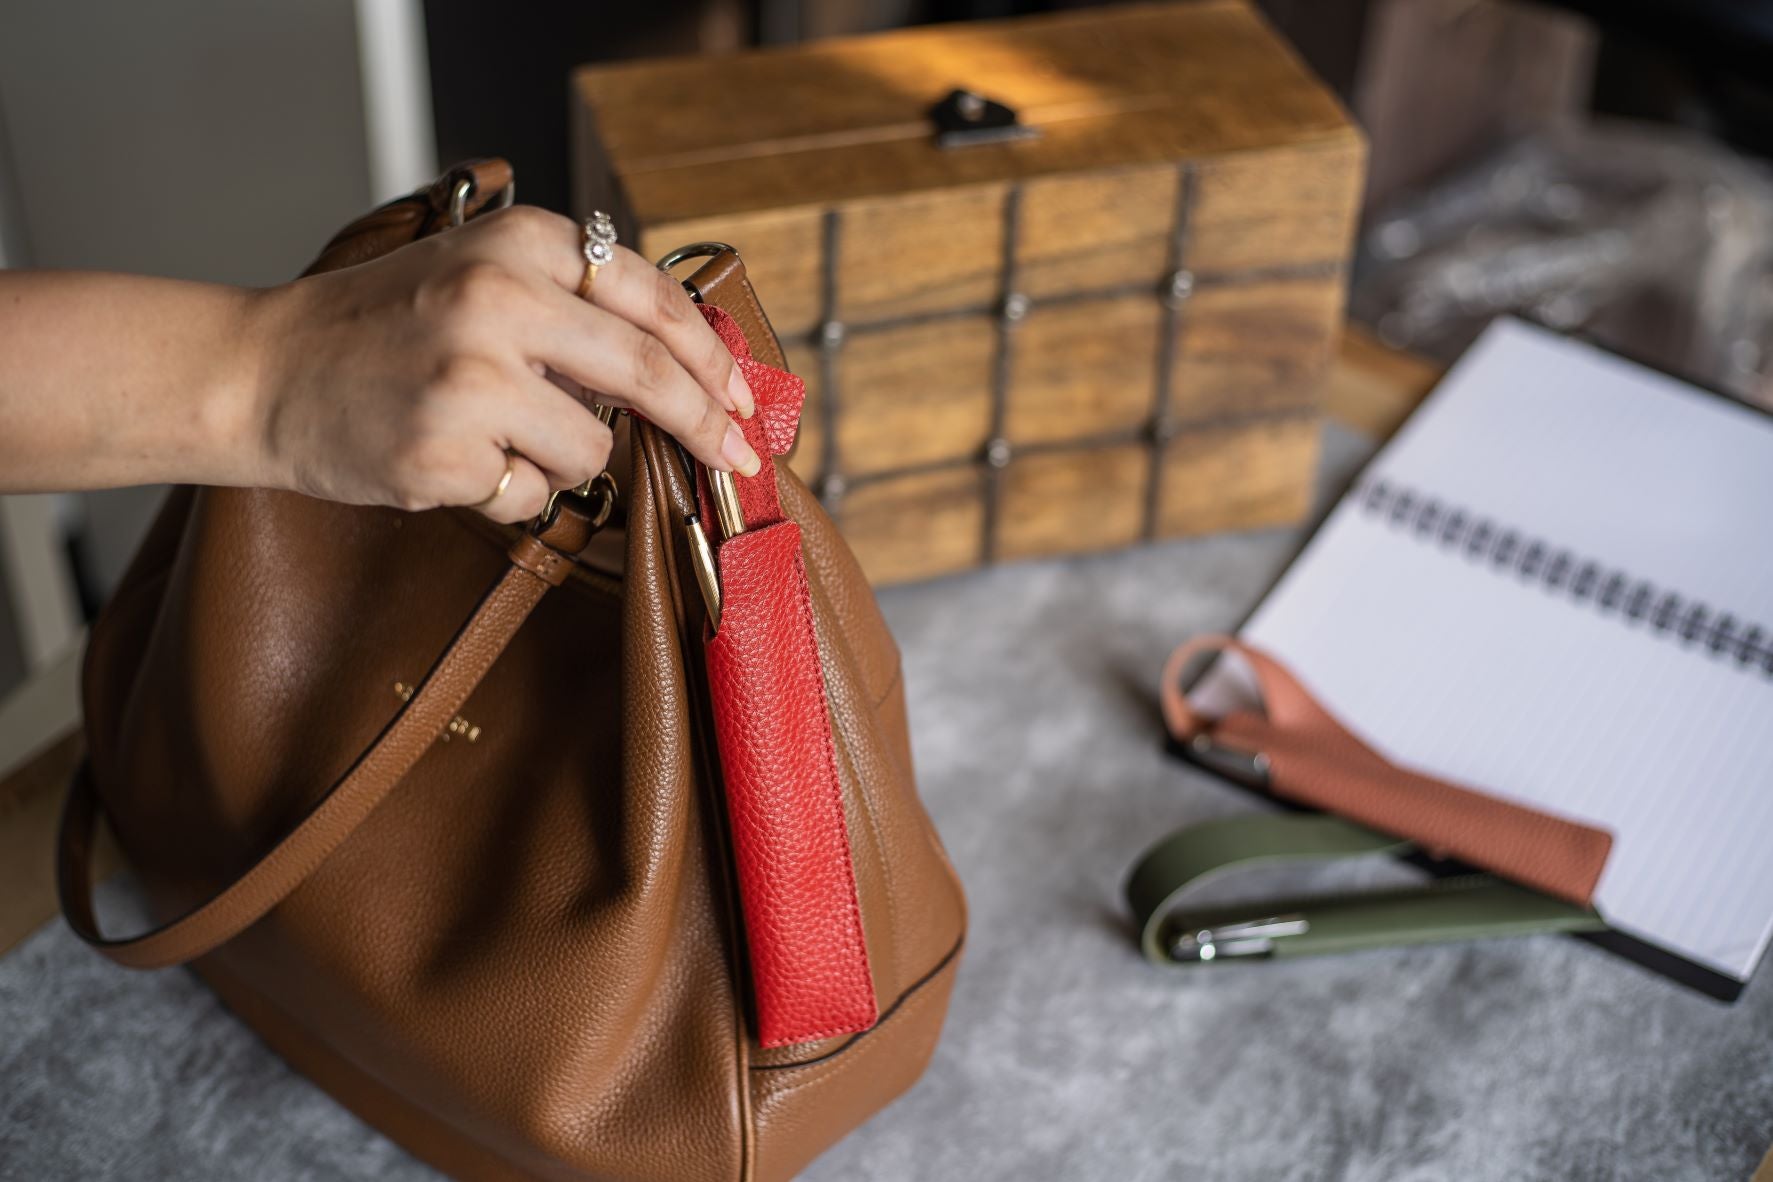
474;451;517;511
578;212;617;301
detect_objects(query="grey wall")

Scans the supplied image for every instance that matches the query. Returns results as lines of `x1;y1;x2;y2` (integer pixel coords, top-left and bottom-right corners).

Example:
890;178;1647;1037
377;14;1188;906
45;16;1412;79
0;0;376;285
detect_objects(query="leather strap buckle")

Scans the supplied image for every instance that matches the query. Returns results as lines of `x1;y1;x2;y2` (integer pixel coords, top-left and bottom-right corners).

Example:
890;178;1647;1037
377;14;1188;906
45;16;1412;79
447;173;515;227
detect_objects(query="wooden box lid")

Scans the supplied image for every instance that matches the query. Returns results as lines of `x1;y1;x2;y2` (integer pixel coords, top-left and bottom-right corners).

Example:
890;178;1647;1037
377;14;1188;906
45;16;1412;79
573;0;1360;227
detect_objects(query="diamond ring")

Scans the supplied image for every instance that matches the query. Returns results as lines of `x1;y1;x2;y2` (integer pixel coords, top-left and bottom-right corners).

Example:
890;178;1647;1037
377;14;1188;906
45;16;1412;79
579;212;617;300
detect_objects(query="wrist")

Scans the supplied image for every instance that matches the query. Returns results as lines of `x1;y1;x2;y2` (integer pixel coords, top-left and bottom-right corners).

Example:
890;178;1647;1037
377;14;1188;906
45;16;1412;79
224;282;299;491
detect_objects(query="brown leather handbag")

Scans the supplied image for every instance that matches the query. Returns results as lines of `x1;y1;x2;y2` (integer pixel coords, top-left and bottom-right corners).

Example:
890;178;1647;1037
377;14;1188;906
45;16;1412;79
57;160;967;1182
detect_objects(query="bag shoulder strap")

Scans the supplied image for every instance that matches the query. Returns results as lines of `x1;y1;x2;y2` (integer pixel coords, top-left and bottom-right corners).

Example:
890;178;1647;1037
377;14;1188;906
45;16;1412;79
57;159;536;970
60;533;581;970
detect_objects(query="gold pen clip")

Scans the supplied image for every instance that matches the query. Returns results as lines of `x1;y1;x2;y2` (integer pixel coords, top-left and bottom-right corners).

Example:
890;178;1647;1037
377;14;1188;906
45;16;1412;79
684;469;749;632
685;514;722;631
709;469;746;539
684;460;755;634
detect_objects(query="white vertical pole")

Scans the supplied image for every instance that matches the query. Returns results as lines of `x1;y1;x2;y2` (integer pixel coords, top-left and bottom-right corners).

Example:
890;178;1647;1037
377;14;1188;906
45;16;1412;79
353;0;439;203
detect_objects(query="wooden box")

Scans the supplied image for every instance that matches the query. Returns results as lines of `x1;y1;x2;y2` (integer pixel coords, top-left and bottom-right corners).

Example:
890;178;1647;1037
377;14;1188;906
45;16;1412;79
573;0;1364;584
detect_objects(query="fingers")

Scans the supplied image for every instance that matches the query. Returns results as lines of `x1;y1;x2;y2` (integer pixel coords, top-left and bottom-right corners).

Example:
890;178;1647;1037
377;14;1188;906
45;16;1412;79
471;451;550;525
438;206;763;479
468;206;754;420
414;360;613;523
473;205;594;294
581;247;755;419
493;369;617;491
528;289;760;478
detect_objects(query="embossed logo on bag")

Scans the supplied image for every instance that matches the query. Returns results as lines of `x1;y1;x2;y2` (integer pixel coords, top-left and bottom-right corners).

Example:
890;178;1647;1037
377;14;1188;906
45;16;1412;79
393;681;482;743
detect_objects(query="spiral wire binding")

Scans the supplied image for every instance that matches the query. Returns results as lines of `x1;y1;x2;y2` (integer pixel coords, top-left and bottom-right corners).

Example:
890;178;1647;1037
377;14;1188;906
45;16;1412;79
1357;479;1773;678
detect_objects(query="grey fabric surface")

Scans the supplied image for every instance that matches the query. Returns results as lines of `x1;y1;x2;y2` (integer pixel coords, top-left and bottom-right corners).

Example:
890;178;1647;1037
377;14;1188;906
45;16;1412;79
4;426;1770;1181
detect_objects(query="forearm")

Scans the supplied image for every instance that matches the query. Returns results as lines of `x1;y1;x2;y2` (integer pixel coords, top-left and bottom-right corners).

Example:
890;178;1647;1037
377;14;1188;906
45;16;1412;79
0;270;269;492
0;207;757;521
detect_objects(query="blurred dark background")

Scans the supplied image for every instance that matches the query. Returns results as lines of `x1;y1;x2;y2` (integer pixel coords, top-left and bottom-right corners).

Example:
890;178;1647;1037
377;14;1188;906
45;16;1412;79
425;0;1773;214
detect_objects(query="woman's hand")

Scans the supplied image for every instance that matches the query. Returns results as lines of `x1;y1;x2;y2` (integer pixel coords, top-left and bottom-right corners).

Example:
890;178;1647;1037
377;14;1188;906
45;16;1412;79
0;205;759;524
250;205;759;523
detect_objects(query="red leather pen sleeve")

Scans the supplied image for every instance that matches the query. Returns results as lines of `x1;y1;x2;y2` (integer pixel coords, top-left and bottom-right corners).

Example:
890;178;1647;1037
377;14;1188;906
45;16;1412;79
705;520;878;1047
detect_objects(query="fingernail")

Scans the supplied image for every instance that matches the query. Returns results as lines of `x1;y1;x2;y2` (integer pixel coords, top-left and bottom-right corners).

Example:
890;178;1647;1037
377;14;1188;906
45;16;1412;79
729;369;756;419
722;423;762;478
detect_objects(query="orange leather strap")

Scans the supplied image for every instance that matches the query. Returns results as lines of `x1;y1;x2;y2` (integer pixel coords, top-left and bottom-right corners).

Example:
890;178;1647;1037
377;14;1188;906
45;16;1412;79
1161;635;1614;908
58;541;561;970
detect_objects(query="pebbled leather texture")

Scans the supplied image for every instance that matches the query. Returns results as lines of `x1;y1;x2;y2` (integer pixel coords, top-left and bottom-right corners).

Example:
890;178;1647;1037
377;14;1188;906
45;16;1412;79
59;560;555;968
693;305;802;534
696;302;875;1048
67;162;967;1182
686;250;788;372
703;306;804;460
708;520;877;1047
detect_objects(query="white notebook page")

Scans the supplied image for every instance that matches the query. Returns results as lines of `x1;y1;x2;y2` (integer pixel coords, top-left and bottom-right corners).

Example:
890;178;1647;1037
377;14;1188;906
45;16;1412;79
1199;318;1773;981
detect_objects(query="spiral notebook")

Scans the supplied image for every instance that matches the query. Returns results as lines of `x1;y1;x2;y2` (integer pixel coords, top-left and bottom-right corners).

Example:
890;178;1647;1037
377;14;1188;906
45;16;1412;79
1197;318;1773;996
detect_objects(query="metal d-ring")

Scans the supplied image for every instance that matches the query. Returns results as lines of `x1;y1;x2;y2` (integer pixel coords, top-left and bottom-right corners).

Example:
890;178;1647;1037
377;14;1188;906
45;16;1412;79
655;241;738;275
537;469;618;534
448;175;516;228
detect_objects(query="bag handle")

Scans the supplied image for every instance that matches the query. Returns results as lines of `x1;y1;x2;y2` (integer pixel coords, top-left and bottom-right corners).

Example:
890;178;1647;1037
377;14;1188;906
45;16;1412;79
60;529;583;969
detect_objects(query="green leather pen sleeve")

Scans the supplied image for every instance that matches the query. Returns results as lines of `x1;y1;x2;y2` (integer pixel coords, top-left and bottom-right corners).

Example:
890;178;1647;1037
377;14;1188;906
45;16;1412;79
1127;812;1606;966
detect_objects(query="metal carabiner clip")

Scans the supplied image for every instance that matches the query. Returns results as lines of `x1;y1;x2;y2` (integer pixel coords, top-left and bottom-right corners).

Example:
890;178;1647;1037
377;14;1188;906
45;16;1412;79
533;403;621;533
